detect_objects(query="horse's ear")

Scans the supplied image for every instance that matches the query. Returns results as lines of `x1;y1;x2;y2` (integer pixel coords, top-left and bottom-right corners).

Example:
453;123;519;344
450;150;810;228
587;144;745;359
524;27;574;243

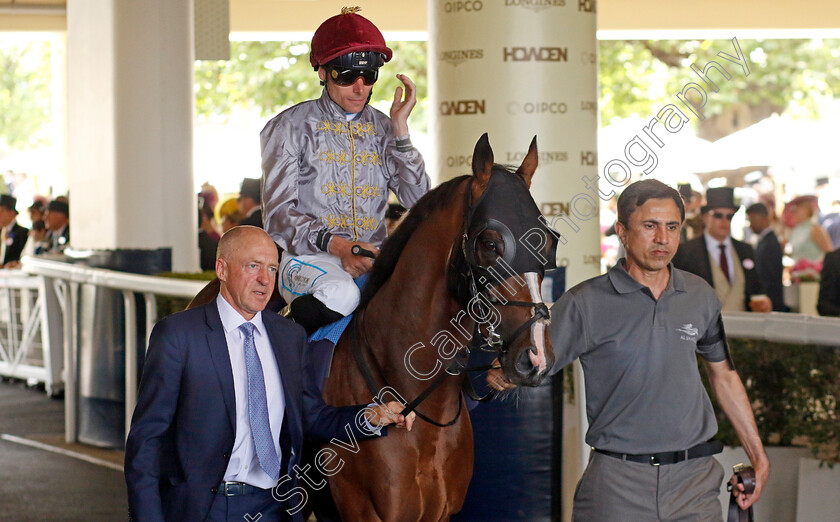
515;136;538;188
471;133;494;196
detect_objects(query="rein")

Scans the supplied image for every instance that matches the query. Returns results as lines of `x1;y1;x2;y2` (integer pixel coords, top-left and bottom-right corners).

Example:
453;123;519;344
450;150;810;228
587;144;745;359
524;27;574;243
351;177;549;428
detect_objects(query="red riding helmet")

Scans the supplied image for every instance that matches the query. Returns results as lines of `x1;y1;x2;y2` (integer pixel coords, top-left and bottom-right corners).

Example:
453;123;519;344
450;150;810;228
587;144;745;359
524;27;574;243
309;7;393;70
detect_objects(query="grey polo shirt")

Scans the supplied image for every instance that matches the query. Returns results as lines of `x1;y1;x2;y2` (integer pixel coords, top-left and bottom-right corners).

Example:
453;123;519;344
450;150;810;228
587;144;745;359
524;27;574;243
548;261;729;454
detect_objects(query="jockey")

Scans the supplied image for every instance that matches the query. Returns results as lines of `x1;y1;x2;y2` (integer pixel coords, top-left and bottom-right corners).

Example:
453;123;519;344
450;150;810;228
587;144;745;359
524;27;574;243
260;7;430;334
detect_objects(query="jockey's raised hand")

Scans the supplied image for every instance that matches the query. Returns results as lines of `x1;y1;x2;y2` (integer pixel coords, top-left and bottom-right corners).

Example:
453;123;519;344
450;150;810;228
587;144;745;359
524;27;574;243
329;236;379;278
390;74;416;137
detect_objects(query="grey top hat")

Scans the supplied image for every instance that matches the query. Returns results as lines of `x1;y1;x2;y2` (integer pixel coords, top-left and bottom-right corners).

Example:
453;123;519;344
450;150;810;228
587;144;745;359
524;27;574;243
701;187;739;214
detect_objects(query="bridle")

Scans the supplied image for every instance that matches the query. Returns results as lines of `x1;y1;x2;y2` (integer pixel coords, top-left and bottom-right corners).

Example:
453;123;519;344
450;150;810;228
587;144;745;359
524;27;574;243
351;175;553;428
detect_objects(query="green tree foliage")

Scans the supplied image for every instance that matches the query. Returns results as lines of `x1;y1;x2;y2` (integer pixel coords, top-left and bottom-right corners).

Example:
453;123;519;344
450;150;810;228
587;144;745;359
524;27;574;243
195;40;428;132
599;39;840;140
0;41;52;153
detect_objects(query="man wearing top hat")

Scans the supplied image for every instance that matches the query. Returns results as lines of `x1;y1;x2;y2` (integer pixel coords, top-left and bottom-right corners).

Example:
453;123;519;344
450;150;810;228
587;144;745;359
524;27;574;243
43;199;70;254
238;178;263;229
0;195;29;267
260;7;430;333
673;187;771;312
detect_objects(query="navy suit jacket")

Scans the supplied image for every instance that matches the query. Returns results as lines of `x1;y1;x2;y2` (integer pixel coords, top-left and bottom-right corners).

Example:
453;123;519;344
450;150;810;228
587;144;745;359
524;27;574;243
818;248;840;316
2;222;28;265
755;230;788;312
125;301;381;521
673;236;764;311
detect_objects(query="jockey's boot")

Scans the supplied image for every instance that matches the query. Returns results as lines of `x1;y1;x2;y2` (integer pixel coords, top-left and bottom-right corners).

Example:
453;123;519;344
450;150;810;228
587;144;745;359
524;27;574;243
290;294;344;335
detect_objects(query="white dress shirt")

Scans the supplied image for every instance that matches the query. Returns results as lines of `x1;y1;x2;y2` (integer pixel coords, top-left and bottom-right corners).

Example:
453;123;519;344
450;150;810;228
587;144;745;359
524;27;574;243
216;295;285;489
704;232;734;283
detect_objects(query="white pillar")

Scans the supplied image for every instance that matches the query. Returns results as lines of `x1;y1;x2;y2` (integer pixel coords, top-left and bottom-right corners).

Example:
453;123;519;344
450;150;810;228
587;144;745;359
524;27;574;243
66;0;197;272
429;2;599;519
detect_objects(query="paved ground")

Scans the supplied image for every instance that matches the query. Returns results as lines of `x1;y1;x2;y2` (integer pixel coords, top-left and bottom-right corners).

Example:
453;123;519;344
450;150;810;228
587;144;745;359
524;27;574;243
0;378;127;521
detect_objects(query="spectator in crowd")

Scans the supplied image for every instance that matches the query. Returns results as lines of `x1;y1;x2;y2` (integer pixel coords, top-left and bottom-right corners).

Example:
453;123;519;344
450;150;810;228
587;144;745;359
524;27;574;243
28;200;45;225
746;203;788;312
22;220;46;257
818;247;840;316
260;8;429;333
221;210;243;233
42;199;70;254
0;195;29;268
238;178;262;228
786;196;833;262
818;199;840;250
673;187;771;312
198;201;220;271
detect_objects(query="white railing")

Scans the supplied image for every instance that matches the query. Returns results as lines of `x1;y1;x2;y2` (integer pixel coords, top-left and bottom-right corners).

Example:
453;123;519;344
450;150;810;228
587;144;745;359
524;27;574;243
20;256;206;444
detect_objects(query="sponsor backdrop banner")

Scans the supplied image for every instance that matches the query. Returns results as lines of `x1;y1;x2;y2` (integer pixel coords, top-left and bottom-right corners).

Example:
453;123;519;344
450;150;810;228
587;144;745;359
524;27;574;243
430;1;597;520
429;0;599;290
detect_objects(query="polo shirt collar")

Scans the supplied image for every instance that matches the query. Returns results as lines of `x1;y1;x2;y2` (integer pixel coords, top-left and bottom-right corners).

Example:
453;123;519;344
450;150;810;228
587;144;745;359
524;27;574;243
607;259;685;295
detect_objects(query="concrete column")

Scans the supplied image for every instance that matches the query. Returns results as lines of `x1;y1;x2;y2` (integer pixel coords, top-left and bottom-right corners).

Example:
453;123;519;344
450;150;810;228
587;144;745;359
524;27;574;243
66;0;197;272
429;1;599;519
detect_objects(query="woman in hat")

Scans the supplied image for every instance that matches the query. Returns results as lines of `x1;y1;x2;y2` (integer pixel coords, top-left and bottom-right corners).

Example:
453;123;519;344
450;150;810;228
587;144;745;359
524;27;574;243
260;8;430;333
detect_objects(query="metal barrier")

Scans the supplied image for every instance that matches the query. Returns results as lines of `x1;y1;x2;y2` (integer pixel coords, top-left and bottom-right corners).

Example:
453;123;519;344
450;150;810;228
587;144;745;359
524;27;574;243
20;256;206;443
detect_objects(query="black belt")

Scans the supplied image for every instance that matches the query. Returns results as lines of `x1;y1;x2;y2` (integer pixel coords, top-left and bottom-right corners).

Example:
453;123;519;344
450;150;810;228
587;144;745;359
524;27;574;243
594;440;723;466
218;481;268;496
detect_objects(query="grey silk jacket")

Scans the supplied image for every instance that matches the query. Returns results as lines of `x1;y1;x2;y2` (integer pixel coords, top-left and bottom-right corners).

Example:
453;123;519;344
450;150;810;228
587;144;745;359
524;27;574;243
260;89;429;255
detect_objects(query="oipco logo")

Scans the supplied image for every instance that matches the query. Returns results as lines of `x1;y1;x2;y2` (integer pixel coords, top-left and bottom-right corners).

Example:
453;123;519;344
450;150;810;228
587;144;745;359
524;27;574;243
504;0;566;13
503;47;568;62
445;155;473;168
438;49;484;66
507;101;568;115
578;0;596;12
439;100;486;116
440;0;483;13
580;100;597;113
506;151;568;165
580;151;597;166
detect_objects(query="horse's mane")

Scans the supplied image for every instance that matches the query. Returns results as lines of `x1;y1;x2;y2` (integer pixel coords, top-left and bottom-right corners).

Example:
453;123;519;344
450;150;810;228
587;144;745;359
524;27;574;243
358;175;470;310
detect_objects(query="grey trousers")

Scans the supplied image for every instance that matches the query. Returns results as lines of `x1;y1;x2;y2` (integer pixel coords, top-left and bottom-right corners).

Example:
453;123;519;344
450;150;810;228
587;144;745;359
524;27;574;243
572;451;725;522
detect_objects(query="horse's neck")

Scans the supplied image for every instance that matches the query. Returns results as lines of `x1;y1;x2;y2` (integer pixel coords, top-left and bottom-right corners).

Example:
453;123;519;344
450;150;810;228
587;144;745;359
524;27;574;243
363;189;472;397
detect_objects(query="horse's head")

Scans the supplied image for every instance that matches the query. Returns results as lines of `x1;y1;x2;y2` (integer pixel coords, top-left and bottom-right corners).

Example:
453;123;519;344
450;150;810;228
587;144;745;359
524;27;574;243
457;133;557;387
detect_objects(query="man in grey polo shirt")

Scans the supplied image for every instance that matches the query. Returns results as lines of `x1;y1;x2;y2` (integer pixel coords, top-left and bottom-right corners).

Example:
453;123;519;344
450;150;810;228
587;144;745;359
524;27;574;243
490;179;769;520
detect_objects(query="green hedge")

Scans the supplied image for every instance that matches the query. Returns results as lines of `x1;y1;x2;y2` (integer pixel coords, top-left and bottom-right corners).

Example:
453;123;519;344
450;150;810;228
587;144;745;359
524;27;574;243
703;338;840;464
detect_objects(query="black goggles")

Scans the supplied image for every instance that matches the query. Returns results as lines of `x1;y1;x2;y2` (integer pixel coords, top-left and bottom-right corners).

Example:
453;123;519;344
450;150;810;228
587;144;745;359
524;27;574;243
327;67;379;86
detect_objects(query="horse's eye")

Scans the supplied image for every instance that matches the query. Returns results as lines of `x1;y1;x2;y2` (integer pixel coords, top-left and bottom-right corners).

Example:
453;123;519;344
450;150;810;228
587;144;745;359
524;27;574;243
480;239;497;251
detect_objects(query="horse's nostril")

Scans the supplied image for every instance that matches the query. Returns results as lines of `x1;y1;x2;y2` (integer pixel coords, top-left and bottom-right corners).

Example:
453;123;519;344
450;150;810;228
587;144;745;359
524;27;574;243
515;349;535;375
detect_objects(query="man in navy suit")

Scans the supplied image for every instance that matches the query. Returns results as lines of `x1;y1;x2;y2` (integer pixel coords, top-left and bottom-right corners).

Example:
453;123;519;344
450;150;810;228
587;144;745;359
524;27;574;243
0;195;28;267
125;226;413;521
746;203;788;312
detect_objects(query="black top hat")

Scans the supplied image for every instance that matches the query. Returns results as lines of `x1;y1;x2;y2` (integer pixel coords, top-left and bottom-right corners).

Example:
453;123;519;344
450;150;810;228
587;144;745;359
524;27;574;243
0;194;17;213
240;178;260;201
701;187;739;214
47;199;69;216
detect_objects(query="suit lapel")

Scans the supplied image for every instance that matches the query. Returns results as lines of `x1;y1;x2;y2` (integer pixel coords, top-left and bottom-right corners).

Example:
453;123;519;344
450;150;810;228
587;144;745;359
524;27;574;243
204;302;237;432
264;314;301;461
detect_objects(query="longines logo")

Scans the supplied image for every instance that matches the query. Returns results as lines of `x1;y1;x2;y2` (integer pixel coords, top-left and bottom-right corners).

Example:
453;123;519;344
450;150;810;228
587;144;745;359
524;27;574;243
440;0;483;13
439;49;484;66
506;151;568;164
503;47;568;62
439;100;486;116
507;101;567;115
504;0;565;12
445;155;473;168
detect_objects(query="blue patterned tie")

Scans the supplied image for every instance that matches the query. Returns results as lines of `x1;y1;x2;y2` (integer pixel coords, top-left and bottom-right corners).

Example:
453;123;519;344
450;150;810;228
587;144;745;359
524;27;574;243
239;322;280;480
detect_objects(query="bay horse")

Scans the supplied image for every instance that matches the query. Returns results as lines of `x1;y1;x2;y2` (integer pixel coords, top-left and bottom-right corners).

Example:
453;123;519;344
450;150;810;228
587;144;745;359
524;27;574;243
317;134;557;521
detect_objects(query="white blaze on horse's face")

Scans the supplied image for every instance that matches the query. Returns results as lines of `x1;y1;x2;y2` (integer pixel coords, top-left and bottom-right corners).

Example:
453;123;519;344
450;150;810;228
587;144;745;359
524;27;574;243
524;272;548;373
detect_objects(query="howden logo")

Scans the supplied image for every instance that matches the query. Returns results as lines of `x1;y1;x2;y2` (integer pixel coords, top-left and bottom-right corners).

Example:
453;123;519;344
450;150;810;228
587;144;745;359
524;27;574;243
503;47;568;62
439;100;486;116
